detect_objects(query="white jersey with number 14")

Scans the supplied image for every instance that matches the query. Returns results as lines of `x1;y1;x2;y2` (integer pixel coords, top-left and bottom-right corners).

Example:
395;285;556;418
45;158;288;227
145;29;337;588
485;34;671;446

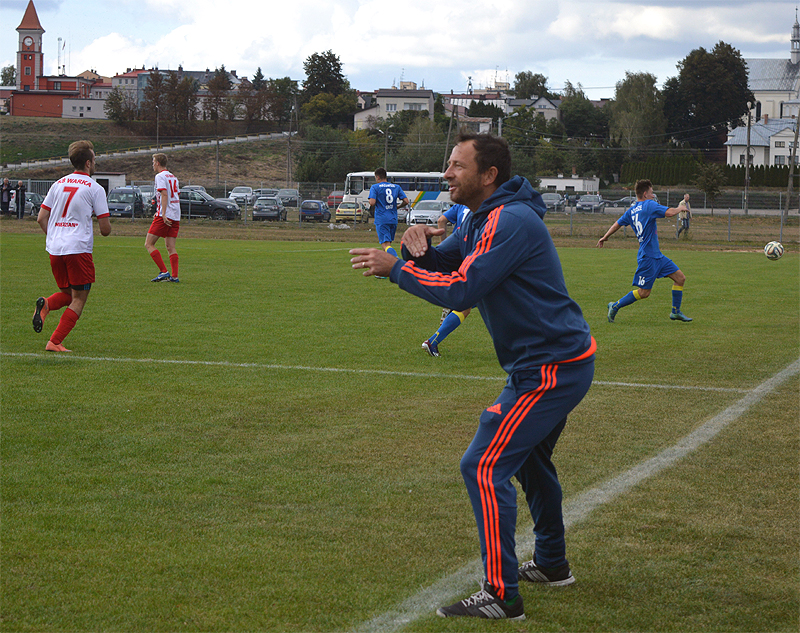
155;170;181;221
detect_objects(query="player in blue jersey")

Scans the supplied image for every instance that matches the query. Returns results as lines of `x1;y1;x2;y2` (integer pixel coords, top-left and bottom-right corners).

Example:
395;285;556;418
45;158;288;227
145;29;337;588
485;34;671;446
351;132;595;620
422;203;472;357
597;178;692;322
368;167;409;262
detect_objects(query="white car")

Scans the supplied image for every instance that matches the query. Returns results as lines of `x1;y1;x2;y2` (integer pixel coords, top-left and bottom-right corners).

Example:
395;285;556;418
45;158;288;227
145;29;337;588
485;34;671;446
406;200;448;225
228;186;255;205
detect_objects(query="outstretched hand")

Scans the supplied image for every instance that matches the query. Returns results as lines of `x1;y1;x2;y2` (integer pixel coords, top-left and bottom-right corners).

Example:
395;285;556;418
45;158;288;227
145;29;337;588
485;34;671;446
349;248;397;277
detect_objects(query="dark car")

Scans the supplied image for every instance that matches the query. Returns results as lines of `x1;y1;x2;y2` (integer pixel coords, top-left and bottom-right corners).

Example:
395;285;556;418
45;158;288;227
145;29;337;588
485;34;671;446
179;188;240;220
253;196;287;221
277;188;300;207
107;186;145;218
577;194;606;213
541;193;566;213
608;195;636;208
26;191;44;214
299;199;331;222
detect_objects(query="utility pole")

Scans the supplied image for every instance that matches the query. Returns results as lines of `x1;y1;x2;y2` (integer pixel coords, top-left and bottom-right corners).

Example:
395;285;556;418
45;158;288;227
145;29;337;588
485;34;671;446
744;102;752;215
786;113;800;220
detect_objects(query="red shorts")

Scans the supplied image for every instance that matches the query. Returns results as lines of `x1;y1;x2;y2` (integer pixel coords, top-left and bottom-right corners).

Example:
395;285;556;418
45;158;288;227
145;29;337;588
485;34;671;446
50;252;95;289
148;215;180;239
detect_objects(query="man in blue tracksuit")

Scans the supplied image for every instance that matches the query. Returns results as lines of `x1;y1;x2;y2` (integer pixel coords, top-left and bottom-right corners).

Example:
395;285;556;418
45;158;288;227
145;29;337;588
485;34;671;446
350;132;595;620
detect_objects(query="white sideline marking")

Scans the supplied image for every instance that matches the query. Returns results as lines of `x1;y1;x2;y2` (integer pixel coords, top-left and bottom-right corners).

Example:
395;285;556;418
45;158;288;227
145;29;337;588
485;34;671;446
1;352;749;393
351;359;800;633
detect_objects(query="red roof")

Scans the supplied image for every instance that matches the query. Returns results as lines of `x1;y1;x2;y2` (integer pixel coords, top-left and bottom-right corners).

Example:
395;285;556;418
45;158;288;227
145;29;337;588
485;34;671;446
17;0;44;32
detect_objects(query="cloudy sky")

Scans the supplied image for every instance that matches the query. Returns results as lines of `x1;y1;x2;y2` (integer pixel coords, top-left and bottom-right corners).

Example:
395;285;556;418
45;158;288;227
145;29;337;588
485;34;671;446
1;0;796;98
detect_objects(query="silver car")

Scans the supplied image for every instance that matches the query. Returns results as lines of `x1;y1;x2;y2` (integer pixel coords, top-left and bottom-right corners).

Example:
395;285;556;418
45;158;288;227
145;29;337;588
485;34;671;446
406;200;448;225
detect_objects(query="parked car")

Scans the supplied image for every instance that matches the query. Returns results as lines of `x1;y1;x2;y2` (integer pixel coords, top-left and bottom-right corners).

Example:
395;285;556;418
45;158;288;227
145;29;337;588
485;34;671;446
577;194;606;213
299;199;331;222
182;184;206;192
228;186;256;206
253;188;279;199
179;188;240;220
607;195;636;208
335;201;368;223
253;196;287;221
541;193;566;213
26;191;44;213
406;199;448;225
277;188;300;207
9;190;35;215
138;184;155;200
327;190;345;207
106;186;145;218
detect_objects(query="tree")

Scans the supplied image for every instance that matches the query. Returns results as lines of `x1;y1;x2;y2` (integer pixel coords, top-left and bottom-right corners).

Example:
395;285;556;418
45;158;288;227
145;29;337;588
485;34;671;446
559;82;609;140
513;71;551;99
103;86;138;125
265;77;299;126
1;65;15;86
467;101;504;123
693;162;726;214
300;92;357;128
663;41;754;148
141;70;165;124
393;116;447;172
610;71;665;153
165;71;198;126
302;50;348;101
251;67;266;91
204;66;233;121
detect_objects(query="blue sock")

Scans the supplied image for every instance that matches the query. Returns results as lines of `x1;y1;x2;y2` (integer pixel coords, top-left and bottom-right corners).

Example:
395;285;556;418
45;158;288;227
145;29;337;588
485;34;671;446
672;285;683;312
615;290;639;310
429;310;465;345
385;246;398;258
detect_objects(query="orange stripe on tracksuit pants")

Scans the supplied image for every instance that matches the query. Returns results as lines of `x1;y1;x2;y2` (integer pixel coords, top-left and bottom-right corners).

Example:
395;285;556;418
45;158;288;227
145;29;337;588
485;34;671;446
459;357;594;601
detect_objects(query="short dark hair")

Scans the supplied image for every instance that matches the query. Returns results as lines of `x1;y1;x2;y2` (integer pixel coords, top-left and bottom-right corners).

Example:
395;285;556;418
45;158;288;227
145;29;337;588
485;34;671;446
455;131;511;186
153;153;168;167
68;140;95;170
635;179;653;198
374;167;387;179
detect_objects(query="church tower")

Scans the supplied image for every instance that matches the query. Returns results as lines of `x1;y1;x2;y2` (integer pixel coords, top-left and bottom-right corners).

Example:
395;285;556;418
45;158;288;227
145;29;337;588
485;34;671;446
792;9;800;64
16;0;45;92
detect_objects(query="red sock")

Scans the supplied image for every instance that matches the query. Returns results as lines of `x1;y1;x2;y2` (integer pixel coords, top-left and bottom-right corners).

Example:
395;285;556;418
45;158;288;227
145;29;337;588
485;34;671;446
150;250;167;273
50;307;79;346
169;253;179;278
47;291;72;311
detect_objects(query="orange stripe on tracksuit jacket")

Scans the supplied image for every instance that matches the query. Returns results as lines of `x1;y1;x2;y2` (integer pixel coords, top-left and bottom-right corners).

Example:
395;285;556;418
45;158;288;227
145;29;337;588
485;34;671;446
389;176;595;601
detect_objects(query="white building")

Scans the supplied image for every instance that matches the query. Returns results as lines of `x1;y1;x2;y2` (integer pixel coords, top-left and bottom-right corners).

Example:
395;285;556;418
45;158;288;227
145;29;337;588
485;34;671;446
745;14;800;120
353;84;435;130
725;117;798;167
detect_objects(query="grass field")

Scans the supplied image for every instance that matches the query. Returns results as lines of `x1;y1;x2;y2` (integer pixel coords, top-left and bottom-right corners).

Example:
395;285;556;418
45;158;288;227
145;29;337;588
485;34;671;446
1;226;798;632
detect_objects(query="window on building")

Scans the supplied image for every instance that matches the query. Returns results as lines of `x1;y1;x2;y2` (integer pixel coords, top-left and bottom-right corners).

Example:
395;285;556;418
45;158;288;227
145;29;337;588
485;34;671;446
72;106;76;111
775;141;785;148
24;67;31;76
385;103;397;112
404;103;423;111
775;155;786;165
53;82;61;90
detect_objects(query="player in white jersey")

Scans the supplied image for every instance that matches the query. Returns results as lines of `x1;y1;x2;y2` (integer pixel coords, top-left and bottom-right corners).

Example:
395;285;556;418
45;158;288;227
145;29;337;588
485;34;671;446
146;153;181;282
32;140;112;352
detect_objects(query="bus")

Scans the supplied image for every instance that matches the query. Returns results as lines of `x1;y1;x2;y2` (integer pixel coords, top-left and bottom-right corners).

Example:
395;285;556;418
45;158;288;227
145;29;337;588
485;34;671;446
343;171;452;213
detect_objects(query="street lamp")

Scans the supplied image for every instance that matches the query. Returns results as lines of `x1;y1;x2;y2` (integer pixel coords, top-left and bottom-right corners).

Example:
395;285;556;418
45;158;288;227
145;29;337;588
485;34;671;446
744;101;752;216
498;110;521;137
377;123;394;170
155;104;159;151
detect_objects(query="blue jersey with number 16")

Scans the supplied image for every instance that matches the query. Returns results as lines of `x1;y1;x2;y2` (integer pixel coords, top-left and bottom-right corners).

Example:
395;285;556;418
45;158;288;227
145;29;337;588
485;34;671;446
369;182;406;225
617;199;667;261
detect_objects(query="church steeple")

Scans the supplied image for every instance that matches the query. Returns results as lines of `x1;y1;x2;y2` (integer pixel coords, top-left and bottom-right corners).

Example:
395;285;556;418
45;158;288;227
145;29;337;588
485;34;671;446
792;7;800;64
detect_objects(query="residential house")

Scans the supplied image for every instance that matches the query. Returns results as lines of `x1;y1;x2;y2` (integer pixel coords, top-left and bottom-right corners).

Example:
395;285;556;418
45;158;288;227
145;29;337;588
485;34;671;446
725;116;798;167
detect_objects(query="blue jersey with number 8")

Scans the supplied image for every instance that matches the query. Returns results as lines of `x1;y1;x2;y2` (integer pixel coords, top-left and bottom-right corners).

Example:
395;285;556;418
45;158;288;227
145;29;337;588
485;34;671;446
369;182;406;225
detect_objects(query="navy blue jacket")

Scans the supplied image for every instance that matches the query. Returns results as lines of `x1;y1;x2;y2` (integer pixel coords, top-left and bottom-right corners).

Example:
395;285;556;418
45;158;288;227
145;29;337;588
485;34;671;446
390;176;593;374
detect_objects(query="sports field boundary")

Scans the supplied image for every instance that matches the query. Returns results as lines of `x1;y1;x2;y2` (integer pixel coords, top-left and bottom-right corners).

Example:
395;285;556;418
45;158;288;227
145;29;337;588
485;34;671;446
350;358;800;633
1;352;750;394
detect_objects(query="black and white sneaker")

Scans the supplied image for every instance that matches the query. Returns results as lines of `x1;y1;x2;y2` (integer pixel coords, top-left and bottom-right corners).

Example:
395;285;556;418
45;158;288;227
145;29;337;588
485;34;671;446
436;580;525;620
518;558;575;586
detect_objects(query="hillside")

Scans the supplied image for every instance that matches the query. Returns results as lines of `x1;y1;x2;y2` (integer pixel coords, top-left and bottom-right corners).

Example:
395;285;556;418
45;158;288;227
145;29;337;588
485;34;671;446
0;117;293;187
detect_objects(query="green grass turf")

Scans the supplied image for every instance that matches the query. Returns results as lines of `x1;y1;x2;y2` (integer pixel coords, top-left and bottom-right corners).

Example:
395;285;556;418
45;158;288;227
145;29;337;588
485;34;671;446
1;233;797;631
